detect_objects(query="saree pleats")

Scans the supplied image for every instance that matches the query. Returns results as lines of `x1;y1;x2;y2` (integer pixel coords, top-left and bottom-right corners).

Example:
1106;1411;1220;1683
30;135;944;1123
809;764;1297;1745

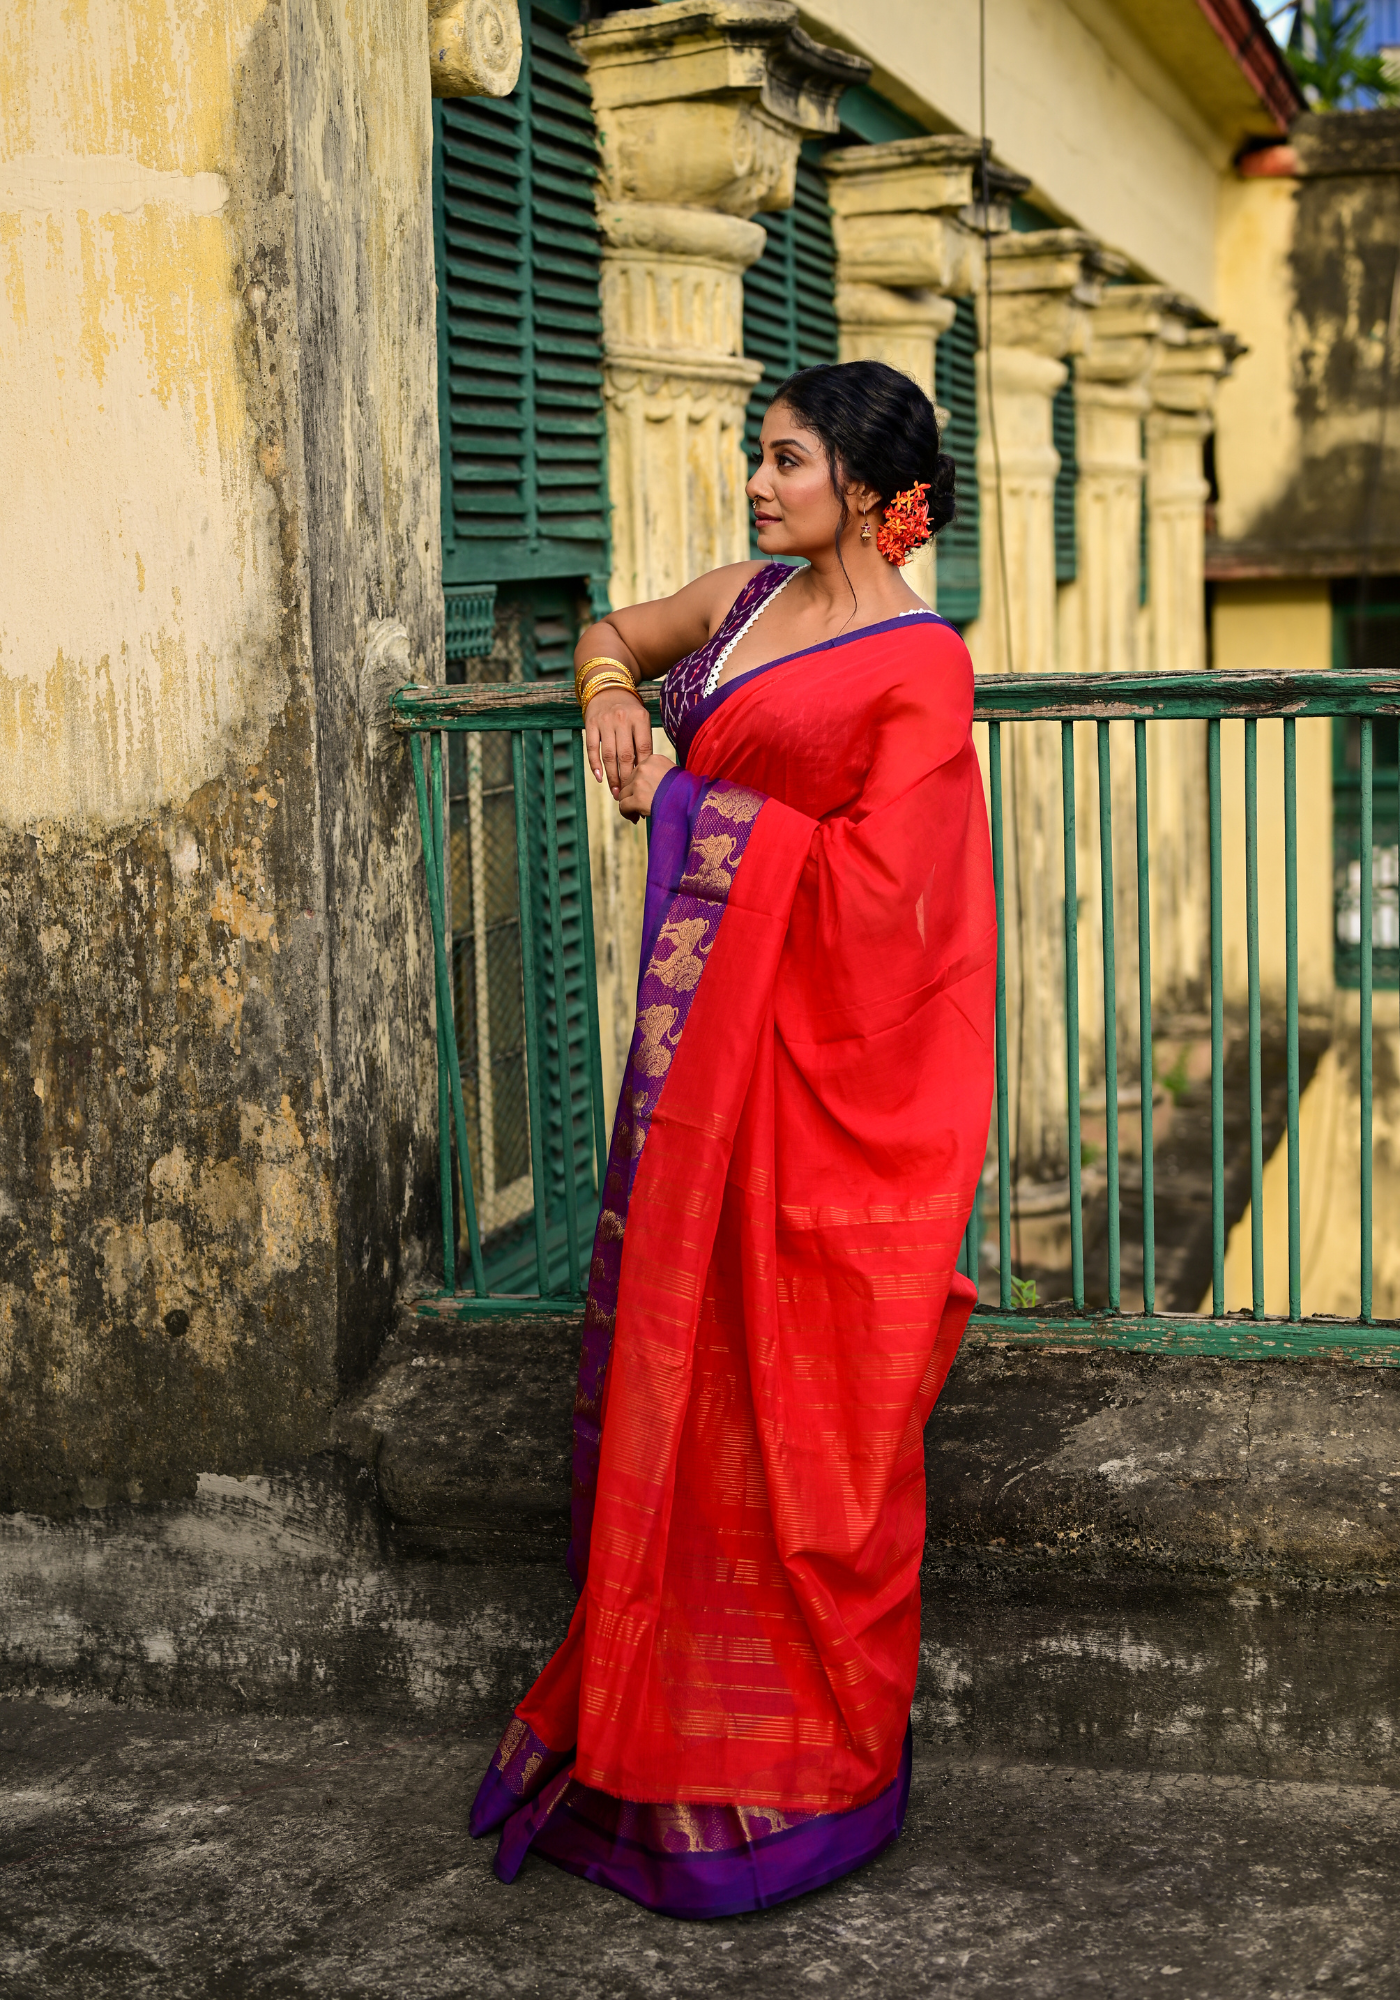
471;616;995;1914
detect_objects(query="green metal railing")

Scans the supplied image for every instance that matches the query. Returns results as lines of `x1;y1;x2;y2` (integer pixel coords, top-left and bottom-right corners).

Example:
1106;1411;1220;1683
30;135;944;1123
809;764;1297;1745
394;669;1400;1361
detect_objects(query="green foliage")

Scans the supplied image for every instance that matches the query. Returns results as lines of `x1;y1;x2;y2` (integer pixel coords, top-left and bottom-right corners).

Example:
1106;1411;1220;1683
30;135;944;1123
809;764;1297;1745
1158;1043;1192;1106
1010;1273;1039;1310
1288;0;1400;111
1081;1141;1101;1168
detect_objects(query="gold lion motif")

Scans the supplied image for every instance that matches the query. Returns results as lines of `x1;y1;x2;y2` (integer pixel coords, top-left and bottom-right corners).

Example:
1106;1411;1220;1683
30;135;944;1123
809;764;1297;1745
707;786;762;826
681;832;738;897
633;1001;680;1076
649;915;712;992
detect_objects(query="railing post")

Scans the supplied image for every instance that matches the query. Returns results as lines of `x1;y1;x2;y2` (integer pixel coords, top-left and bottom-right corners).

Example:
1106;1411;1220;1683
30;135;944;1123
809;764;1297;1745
1361;716;1374;1324
1284;716;1301;1323
1063;721;1084;1310
1208;717;1225;1316
1245;717;1264;1319
989;723;1013;1310
1134;719;1155;1315
1097;720;1120;1310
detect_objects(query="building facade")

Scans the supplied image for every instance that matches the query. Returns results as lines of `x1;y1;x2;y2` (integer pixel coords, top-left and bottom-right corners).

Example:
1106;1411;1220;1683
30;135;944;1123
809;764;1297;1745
2;0;1333;1505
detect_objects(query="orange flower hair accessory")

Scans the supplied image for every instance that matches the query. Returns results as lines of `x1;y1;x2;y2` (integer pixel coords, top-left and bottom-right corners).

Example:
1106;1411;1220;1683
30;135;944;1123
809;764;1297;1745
875;482;932;567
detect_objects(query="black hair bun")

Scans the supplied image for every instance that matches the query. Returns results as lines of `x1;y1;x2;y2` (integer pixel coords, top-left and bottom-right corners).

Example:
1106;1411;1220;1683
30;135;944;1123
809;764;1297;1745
771;359;956;539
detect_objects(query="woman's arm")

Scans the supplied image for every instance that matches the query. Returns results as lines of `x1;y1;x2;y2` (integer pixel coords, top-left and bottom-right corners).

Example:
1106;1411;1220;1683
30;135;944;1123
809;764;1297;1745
577;561;764;804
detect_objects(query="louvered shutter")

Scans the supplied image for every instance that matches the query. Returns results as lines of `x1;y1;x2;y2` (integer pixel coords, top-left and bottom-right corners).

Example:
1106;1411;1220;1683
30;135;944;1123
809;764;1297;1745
1053;361;1078;584
742;145;840;553
935;297;981;628
434;10;608;599
433;6;604;1292
1139;418;1149;608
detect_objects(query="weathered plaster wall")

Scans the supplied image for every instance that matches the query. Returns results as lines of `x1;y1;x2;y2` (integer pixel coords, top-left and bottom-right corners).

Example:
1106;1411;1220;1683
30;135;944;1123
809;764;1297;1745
0;0;438;1512
1213;114;1400;575
286;0;442;1385
801;0;1224;307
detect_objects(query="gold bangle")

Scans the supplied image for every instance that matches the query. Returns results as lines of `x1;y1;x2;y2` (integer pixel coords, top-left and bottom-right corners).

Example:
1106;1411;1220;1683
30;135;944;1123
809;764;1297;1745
574;653;635;702
578;668;640;712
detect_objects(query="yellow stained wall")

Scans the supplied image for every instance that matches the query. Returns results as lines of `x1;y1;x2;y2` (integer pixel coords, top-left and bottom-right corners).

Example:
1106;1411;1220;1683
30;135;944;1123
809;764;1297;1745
1212;174;1301;546
0;0;285;828
1213;584;1334;1015
802;0;1226;306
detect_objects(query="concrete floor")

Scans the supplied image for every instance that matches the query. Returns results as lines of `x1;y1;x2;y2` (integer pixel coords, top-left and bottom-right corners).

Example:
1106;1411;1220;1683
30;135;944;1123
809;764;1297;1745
1;1699;1396;2000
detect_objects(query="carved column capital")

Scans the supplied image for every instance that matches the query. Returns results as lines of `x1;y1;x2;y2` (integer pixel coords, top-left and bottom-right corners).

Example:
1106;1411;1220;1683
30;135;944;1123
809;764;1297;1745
984;230;1126;359
572;2;864;610
427;0;522;99
825;136;1023;294
1151;324;1246;427
575;0;867;215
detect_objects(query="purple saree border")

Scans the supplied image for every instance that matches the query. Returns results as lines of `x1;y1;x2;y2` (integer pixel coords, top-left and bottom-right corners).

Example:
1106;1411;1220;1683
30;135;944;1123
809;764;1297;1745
671;607;949;770
487;1726;913;1920
566;769;766;1593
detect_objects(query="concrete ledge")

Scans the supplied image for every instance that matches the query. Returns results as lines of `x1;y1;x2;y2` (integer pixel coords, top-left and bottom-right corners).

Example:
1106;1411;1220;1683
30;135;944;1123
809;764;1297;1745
2;1457;1397;1785
336;1310;1400;1579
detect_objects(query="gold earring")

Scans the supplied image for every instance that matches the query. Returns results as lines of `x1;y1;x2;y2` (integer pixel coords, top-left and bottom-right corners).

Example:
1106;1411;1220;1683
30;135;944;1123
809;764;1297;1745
860;509;871;544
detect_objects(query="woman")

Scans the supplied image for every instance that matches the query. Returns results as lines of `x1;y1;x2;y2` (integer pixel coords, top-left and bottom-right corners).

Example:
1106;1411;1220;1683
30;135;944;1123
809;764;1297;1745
469;360;996;1917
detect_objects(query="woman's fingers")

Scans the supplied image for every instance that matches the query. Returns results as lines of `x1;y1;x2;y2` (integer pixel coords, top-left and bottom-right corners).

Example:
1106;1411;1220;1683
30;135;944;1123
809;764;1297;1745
632;711;653;774
586;717;604;783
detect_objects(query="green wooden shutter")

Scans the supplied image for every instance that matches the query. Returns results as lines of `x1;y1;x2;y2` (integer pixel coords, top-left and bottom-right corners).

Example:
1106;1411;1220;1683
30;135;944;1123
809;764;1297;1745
433;7;605;1289
1053;361;1078;584
1138;419;1149;608
742;145;839;552
434;10;608;598
934;297;981;628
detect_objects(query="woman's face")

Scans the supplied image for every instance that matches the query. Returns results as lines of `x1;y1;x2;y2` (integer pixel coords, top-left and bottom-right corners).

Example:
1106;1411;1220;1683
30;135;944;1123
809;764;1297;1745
747;402;861;559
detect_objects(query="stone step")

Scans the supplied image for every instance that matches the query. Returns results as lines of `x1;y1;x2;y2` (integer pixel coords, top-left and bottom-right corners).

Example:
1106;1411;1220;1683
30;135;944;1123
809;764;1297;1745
2;1307;1397;1786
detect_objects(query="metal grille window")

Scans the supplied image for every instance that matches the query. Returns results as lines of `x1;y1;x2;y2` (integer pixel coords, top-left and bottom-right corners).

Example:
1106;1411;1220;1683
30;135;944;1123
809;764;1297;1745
431;2;606;1288
742;144;839;552
1333;586;1400;990
1053;360;1078;584
934;296;981;627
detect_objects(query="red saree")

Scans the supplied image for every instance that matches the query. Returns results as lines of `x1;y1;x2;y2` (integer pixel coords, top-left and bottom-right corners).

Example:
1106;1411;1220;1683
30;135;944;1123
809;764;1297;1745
470;595;996;1916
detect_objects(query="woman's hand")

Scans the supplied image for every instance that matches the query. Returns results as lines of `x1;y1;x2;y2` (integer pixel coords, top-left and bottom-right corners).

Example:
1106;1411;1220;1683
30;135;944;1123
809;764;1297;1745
585;688;653;801
616;752;674;824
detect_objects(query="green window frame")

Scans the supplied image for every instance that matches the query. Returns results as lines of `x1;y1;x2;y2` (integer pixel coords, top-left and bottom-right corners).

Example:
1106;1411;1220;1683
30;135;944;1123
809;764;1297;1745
1332;582;1400;991
934;296;981;628
432;2;604;1288
741;143;840;553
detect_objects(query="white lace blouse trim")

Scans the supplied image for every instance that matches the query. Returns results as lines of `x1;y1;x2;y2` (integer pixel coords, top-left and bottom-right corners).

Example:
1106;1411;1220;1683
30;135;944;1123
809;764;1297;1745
701;569;797;700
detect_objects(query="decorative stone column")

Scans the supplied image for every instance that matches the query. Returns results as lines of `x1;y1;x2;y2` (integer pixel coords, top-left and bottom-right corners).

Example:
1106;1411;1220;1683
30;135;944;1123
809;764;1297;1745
1070;288;1174;1094
823;136;1016;606
1145;322;1241;1013
977;231;1117;1188
573;0;865;1111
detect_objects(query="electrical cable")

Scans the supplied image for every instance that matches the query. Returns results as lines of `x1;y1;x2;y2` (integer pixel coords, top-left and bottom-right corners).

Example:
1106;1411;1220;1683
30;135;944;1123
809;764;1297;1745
979;0;1028;1278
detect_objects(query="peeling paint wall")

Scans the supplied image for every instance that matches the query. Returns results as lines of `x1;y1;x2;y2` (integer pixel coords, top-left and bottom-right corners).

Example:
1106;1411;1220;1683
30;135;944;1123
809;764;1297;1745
0;0;439;1512
1214;113;1400;574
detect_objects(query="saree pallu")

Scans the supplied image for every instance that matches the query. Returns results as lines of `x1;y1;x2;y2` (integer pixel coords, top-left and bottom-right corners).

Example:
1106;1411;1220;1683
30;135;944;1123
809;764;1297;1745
470;610;996;1917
